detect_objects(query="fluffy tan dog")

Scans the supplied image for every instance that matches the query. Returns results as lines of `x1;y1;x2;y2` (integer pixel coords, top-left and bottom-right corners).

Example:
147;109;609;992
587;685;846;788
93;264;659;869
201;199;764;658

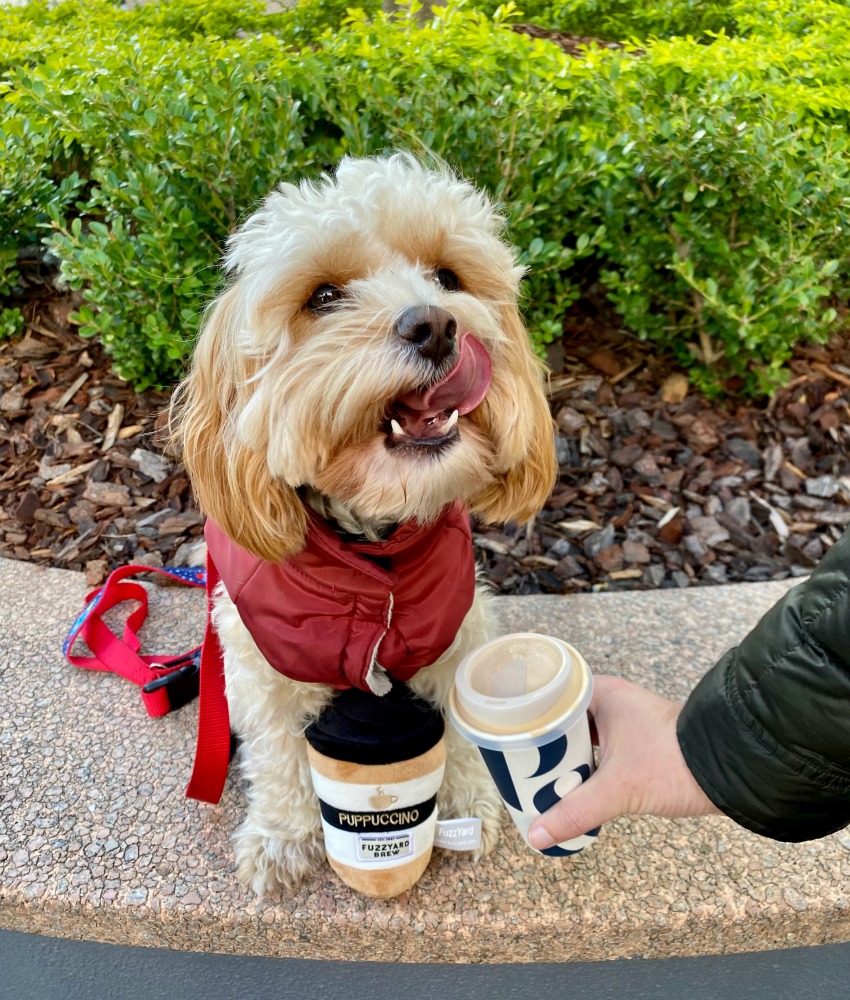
172;154;556;894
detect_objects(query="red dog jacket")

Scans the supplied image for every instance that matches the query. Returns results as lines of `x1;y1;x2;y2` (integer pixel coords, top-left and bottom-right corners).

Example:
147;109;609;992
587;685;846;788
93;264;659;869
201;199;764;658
204;499;476;692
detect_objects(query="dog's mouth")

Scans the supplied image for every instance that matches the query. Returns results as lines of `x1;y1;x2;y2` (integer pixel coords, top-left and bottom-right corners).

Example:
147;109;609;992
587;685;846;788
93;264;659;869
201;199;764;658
384;332;492;452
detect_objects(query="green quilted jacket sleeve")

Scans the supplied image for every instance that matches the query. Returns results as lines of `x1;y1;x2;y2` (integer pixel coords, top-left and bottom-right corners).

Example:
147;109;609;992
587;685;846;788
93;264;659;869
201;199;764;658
677;527;850;842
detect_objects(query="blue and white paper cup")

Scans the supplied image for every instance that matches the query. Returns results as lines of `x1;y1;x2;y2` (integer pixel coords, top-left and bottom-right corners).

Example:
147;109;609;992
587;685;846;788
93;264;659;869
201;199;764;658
448;633;600;857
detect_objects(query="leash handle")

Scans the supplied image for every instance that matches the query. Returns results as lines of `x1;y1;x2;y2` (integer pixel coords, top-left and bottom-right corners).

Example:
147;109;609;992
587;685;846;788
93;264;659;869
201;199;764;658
64;564;206;718
65;558;234;805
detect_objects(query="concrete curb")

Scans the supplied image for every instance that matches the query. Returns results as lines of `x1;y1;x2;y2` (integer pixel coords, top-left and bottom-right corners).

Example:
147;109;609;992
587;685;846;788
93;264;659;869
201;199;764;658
1;557;848;963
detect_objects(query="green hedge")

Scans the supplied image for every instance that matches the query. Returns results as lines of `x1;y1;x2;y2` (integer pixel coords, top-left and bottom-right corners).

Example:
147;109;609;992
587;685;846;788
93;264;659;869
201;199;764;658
474;0;733;38
1;0;849;395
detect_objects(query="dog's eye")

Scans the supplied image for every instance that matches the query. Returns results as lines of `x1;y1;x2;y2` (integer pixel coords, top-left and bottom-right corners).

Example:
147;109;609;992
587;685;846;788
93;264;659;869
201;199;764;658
308;284;345;311
433;268;461;292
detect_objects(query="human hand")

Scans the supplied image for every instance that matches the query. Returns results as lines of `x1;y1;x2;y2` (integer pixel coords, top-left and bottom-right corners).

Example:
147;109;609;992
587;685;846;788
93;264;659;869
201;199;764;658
528;675;720;850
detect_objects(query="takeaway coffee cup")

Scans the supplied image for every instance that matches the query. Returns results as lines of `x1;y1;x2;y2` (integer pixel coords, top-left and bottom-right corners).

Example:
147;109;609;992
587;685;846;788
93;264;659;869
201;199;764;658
448;632;600;856
305;681;446;898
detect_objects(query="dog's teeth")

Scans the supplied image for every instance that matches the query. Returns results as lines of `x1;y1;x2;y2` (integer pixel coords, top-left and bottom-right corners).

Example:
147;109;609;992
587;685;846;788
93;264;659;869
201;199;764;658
445;409;459;431
390;419;406;437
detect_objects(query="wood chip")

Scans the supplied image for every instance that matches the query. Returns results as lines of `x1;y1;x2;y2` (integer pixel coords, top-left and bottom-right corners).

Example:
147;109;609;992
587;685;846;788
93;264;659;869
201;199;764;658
608;359;644;386
44;459;99;488
53;372;88;411
656;506;681;529
788;521;818;533
118;425;146;439
749;491;790;540
1;390;26;413
811;361;850;389
102;403;125;452
547;374;579;397
588;349;621;377
85;558;110;588
520;555;559;568
557;519;601;533
11;337;54;359
475;537;511;556
810;509;850;526
131;448;171;483
636;493;671;510
661;373;689;403
82;481;132;507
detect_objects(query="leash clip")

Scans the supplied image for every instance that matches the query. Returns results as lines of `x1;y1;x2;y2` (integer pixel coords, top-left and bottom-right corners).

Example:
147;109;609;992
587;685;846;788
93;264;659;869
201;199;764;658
142;649;202;711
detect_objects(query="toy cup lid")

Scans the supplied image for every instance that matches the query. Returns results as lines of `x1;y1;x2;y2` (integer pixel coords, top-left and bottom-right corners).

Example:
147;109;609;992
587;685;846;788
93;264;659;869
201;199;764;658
305;680;444;765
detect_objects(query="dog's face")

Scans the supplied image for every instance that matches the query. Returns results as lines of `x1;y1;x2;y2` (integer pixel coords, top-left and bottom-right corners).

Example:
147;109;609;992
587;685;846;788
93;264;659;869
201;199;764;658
175;155;556;561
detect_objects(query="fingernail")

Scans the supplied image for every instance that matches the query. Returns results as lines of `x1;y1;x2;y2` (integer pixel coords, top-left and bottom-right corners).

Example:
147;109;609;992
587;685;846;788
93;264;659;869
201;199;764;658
528;824;555;850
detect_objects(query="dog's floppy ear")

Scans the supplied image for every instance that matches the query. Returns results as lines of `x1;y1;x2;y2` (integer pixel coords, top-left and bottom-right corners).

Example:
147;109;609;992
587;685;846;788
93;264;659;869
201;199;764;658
470;303;557;525
171;286;307;563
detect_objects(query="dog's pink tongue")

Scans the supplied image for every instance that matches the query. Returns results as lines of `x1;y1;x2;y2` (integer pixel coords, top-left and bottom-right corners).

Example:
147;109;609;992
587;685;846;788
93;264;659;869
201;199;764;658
397;333;492;422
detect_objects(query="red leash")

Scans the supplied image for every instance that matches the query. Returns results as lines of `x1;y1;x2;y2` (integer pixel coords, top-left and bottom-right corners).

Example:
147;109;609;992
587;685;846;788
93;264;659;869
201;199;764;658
64;557;232;803
185;554;231;803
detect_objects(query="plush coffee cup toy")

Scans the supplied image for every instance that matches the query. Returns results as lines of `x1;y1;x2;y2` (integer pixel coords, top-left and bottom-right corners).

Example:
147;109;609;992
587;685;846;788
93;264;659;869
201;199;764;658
305;681;446;898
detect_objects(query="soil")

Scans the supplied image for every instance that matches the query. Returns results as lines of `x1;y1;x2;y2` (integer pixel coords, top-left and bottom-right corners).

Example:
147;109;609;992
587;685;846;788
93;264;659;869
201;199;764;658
3;283;850;595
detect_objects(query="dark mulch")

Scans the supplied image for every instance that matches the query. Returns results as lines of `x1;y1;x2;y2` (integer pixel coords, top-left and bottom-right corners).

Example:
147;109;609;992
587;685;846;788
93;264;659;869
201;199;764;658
2;286;850;594
510;23;644;57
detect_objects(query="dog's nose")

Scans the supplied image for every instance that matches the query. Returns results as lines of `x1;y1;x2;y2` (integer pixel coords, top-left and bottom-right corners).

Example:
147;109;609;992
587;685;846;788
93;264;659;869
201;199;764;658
394;306;457;364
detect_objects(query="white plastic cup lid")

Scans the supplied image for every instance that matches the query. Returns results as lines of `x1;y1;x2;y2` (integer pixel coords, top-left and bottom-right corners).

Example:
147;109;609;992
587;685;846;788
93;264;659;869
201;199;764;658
454;633;572;729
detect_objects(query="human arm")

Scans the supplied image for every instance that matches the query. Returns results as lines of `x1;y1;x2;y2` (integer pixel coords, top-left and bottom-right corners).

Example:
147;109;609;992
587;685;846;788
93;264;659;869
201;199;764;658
529;528;850;850
677;527;850;842
527;676;718;850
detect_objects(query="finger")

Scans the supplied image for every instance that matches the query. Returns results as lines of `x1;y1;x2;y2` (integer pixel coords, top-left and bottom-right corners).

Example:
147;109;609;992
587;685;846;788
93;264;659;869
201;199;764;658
527;676;629;849
527;765;619;850
588;673;629;717
585;674;626;748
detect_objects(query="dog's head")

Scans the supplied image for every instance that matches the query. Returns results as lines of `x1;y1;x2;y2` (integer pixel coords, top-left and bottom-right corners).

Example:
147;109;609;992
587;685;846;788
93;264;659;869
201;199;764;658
173;154;556;561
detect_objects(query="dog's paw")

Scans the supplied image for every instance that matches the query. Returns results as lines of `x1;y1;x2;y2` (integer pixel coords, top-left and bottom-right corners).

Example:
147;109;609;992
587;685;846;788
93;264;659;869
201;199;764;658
473;800;503;861
234;826;326;896
470;793;503;861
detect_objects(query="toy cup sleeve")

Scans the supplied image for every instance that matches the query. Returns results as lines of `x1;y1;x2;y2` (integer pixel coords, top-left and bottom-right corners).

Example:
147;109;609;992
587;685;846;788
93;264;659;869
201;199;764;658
305;681;446;898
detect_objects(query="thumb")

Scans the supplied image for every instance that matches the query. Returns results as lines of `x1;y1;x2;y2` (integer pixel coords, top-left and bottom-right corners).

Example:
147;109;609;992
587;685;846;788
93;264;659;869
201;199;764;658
527;767;618;850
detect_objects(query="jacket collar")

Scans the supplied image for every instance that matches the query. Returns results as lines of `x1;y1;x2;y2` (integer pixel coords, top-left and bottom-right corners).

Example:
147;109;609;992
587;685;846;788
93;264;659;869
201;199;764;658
303;500;462;570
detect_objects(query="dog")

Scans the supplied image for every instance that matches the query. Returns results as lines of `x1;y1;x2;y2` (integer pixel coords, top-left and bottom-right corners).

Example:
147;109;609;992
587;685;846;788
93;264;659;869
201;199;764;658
171;154;556;894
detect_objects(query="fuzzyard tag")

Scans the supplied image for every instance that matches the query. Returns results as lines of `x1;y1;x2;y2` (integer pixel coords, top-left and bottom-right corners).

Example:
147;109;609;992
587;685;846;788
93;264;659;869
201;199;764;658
357;832;414;862
434;818;482;851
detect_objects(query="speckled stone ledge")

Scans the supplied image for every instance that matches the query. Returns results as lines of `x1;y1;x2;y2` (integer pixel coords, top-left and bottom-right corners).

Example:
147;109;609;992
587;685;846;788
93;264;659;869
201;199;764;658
1;557;848;963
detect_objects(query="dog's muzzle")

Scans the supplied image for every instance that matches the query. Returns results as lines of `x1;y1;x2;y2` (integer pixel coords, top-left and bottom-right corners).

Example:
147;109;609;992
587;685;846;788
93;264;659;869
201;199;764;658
384;328;493;452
